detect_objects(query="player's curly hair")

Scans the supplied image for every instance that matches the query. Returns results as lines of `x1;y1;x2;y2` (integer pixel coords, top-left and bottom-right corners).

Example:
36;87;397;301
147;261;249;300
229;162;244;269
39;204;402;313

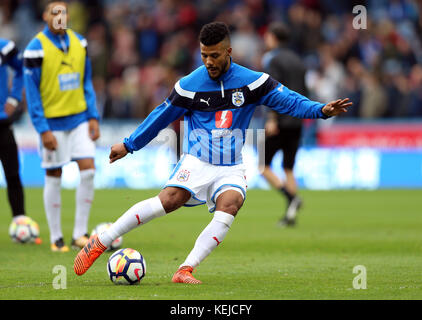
199;22;230;46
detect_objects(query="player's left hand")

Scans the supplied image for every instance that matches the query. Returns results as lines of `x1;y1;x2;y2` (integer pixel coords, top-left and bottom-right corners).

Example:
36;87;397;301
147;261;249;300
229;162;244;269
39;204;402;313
88;118;100;141
109;143;128;163
322;98;353;117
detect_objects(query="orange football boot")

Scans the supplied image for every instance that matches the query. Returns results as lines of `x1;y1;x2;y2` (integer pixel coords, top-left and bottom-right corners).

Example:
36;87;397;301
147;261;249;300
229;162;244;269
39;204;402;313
73;234;107;275
172;266;202;284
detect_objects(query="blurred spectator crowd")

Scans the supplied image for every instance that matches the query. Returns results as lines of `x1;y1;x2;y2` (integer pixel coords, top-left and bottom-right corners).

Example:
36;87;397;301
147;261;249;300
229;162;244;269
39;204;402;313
1;0;422;120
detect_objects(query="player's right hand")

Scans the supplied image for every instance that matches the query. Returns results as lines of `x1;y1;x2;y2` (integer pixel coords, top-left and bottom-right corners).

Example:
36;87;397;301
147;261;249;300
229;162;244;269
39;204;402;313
109;143;128;163
41;130;58;150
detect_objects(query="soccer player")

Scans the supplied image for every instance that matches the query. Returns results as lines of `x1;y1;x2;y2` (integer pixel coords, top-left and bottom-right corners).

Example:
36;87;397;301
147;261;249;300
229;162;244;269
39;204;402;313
260;22;307;227
24;1;100;252
0;38;26;219
74;22;351;283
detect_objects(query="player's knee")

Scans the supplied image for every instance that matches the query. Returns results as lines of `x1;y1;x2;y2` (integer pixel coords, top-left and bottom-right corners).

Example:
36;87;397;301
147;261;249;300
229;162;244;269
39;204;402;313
77;158;95;171
218;203;241;216
217;197;243;216
80;168;95;181
159;187;191;213
215;190;244;216
160;196;184;213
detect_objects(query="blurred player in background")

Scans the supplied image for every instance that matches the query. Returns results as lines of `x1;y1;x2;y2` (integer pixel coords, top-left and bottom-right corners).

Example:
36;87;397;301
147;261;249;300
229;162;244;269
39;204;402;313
0;38;26;219
74;22;351;283
261;22;307;227
24;1;100;252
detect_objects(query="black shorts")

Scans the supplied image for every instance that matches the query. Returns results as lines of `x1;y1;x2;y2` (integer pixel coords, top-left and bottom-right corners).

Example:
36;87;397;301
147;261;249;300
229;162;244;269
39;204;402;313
264;127;302;169
0;125;20;178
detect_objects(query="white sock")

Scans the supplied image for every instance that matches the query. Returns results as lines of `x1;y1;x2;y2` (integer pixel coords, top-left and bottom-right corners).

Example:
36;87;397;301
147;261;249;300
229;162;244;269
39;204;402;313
98;196;166;247
73;169;95;240
44;176;62;243
180;211;234;269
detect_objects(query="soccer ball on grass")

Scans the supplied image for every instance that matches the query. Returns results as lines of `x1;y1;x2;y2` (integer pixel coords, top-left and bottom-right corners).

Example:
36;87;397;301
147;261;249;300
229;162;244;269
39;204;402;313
107;248;146;285
9;215;40;243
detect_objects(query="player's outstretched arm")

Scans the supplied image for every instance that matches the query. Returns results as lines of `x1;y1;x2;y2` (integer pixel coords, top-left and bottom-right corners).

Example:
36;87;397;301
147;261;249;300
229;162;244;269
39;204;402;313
259;77;353;119
109;143;128;163
321;98;353;117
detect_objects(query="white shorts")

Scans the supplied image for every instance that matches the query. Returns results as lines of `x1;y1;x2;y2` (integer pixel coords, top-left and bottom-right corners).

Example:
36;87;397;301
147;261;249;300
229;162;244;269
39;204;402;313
164;154;247;212
40;121;96;169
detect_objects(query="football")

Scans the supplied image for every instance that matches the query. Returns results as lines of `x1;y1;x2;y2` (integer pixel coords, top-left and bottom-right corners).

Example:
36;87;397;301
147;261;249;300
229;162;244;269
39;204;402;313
91;222;123;251
107;248;146;285
9;215;40;243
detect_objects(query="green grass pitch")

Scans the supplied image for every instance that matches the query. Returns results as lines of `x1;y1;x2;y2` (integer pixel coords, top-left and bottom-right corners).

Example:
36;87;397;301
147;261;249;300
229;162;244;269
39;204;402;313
0;188;421;300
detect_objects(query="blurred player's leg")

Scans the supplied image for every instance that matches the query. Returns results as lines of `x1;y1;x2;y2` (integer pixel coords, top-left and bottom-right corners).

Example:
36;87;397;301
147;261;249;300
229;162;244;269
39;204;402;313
261;165;302;227
262;133;296;203
0;129;25;217
261;164;295;203
279;168;302;226
44;170;68;252
72;162;95;249
261;165;283;189
70;123;97;248
5;174;25;217
278;131;302;226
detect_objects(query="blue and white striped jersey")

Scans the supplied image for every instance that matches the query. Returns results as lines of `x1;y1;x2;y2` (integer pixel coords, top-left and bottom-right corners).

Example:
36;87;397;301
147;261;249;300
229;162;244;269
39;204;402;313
124;60;328;166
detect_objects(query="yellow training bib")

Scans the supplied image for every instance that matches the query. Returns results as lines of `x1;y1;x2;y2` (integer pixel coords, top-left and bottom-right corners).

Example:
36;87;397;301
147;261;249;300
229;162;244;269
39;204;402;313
36;29;87;118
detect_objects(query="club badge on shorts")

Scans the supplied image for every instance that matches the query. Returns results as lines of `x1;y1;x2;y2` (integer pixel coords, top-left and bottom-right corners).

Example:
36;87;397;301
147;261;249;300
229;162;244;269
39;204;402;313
177;169;190;182
232;89;244;107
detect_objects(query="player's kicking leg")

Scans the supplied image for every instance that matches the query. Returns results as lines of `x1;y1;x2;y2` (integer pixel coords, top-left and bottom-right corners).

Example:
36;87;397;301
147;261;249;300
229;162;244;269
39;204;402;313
73;234;107;275
74;187;190;275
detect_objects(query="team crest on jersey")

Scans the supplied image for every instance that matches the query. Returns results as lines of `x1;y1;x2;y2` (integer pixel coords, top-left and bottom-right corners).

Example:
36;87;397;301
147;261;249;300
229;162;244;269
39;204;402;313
177;169;190;182
232;89;245;107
